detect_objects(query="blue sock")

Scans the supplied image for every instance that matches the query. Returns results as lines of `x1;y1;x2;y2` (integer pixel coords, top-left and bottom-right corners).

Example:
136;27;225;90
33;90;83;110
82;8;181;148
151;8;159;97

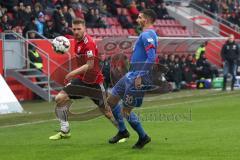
126;112;146;139
112;104;126;132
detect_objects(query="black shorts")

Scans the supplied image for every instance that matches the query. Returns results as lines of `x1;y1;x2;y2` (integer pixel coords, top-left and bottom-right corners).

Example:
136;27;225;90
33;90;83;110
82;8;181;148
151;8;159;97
63;78;105;107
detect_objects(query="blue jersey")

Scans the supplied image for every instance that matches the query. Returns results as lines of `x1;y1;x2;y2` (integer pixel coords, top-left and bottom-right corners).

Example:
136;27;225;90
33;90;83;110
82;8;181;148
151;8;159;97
127;29;158;79
111;29;158;107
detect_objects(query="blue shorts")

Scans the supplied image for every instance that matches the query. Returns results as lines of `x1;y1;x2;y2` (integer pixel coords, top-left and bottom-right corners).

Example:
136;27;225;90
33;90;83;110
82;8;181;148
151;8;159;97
111;74;152;107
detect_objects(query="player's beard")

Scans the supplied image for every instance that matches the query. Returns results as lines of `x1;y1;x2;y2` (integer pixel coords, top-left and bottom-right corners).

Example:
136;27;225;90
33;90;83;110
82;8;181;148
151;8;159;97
74;33;84;41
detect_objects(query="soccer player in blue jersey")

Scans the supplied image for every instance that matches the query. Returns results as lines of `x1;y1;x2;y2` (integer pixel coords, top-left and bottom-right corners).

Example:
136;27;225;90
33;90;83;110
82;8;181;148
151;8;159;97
107;9;158;149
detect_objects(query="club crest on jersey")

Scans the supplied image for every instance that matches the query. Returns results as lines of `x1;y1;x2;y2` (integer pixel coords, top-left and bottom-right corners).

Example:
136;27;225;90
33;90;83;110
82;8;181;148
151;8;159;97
87;50;93;58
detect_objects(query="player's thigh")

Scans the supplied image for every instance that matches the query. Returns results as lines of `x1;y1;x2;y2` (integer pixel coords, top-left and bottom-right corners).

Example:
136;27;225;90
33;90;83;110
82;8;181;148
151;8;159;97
121;106;133;118
89;83;106;108
123;86;145;107
110;75;126;99
107;93;121;108
63;78;85;99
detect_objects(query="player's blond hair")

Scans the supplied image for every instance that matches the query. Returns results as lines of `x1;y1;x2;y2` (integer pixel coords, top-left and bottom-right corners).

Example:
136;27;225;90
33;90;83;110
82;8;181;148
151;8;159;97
72;18;85;26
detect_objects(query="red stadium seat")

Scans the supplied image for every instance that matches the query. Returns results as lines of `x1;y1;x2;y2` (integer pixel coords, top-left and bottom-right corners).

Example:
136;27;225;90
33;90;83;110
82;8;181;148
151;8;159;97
93;28;100;36
106;18;114;26
99;28;106;36
105;28;112;36
86;28;94;35
111;28;118;36
128;28;137;36
123;29;129;36
112;18;120;26
117;28;124;36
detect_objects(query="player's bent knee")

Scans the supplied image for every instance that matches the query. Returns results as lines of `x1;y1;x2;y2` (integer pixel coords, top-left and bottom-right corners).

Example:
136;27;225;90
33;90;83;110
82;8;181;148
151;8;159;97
55;92;69;106
121;107;132;118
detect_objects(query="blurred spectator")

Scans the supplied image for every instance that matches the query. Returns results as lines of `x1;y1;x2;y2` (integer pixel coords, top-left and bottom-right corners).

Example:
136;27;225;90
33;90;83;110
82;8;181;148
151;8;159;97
105;0;121;16
0;14;12;31
0;0;17;11
18;2;26;25
195;41;207;60
33;3;43;18
28;42;48;93
62;5;73;27
28;43;43;70
28;31;37;39
35;12;45;35
23;16;37;37
191;0;240;27
159;54;169;67
118;8;133;28
85;8;97;28
196;54;213;79
52;5;64;30
128;0;139;19
55;0;68;7
76;0;89;14
55;16;67;35
12;4;21;26
210;0;218;14
86;0;98;9
173;55;182;91
35;0;47;9
166;54;175;82
183;54;197;83
137;1;146;11
68;7;77;19
94;8;107;28
154;2;171;19
22;5;33;25
96;0;109;16
85;8;106;28
44;19;58;38
21;0;32;6
0;4;7;17
227;13;240;26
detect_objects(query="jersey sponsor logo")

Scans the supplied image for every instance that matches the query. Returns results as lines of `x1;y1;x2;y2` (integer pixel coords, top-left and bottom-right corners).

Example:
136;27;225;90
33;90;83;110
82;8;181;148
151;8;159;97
77;46;82;53
87;50;93;58
147;38;154;42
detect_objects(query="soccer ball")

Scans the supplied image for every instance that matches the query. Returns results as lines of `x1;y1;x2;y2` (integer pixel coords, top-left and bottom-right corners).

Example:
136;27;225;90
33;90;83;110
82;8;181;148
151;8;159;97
52;36;70;54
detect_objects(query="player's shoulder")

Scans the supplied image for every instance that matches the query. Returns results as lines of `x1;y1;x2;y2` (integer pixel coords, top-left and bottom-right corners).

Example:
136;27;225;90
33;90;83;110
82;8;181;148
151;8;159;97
141;29;157;38
83;34;96;46
141;29;156;36
140;30;157;43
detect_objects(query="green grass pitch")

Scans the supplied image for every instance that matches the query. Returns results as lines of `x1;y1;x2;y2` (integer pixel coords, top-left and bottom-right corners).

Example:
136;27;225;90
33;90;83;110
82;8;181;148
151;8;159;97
0;89;240;160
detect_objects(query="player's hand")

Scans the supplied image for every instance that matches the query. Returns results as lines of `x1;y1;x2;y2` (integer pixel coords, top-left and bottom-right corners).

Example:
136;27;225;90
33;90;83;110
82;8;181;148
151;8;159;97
64;78;69;85
135;76;142;89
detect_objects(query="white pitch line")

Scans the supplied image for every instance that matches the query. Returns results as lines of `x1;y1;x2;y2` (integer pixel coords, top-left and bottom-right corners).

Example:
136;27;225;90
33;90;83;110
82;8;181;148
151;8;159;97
139;92;240;111
0;91;239;129
0;119;57;129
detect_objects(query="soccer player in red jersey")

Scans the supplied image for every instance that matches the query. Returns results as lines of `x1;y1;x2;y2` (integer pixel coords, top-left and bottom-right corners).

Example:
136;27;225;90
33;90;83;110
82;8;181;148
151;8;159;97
49;18;116;140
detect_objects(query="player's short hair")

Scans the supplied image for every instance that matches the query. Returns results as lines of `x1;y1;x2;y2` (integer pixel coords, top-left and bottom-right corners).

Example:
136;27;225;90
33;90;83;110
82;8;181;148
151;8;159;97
72;18;85;26
141;9;157;23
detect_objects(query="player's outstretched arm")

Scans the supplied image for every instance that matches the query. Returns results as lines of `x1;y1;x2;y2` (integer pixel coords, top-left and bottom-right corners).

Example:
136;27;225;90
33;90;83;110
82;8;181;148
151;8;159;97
65;59;94;81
